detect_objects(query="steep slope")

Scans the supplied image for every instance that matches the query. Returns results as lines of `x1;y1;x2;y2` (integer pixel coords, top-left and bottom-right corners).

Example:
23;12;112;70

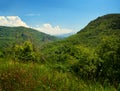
0;26;58;50
41;14;120;85
42;14;120;61
66;14;120;47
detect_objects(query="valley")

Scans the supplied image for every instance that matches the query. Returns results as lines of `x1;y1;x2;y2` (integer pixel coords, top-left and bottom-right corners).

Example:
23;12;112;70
0;14;120;91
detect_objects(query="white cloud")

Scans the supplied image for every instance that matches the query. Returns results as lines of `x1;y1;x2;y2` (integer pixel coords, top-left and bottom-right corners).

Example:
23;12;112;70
34;23;74;35
0;16;74;36
0;16;29;27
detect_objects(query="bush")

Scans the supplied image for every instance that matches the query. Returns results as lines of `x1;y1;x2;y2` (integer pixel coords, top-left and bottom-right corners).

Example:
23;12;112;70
71;45;98;80
14;41;41;62
0;65;36;91
0;51;4;58
96;36;120;86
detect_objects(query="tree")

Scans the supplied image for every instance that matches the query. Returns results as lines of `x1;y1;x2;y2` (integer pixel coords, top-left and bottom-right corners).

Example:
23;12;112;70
96;36;120;85
71;45;98;80
14;41;39;62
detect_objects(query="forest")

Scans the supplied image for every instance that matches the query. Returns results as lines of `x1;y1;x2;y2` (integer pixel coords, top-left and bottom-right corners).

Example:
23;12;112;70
0;14;120;91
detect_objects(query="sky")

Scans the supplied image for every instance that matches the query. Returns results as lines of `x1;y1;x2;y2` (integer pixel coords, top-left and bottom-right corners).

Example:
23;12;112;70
0;0;120;35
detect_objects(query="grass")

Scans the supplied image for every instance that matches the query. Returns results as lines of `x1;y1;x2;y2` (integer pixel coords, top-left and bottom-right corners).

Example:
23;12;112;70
0;58;117;91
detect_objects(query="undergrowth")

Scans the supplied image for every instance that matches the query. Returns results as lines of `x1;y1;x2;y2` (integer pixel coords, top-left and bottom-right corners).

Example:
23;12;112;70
0;58;117;91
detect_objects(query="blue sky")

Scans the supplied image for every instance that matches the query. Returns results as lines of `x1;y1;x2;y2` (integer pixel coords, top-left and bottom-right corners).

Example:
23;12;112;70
0;0;120;35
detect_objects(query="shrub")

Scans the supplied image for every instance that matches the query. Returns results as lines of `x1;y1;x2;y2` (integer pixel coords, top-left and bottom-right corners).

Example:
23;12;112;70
14;41;41;62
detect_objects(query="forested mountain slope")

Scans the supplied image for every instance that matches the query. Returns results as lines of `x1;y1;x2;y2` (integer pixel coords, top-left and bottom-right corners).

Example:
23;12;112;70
0;26;58;50
41;14;120;85
42;14;120;54
66;14;120;47
0;14;120;90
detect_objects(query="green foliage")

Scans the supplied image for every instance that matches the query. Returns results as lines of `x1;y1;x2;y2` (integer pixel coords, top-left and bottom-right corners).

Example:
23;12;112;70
14;41;40;62
0;14;120;90
0;51;4;58
95;36;120;85
0;26;58;50
69;46;97;80
0;59;116;91
41;14;120;87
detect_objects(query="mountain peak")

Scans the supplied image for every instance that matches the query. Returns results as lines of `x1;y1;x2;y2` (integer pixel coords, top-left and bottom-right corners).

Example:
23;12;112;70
78;14;120;34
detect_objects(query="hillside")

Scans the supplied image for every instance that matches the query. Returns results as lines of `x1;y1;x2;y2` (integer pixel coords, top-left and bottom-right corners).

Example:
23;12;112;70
0;14;120;90
65;14;120;47
41;14;120;86
0;26;58;51
42;14;120;52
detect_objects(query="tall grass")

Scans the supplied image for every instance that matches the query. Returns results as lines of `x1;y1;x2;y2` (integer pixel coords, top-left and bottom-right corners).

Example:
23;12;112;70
0;58;116;91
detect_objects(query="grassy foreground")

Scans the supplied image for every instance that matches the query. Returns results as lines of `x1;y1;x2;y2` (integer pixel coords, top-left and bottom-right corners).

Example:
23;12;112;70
0;58;116;91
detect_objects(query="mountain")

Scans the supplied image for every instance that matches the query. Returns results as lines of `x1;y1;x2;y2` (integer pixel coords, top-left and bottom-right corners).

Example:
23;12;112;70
0;26;58;51
0;14;120;88
41;14;120;84
42;14;120;61
55;32;75;38
65;14;120;47
43;14;120;47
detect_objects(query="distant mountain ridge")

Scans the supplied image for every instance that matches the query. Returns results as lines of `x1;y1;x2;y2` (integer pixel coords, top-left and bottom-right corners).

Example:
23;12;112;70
0;26;58;50
55;32;75;38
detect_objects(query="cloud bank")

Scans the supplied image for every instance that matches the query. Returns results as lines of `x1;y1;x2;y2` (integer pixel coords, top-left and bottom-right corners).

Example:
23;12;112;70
0;16;28;27
0;16;73;36
35;24;73;35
